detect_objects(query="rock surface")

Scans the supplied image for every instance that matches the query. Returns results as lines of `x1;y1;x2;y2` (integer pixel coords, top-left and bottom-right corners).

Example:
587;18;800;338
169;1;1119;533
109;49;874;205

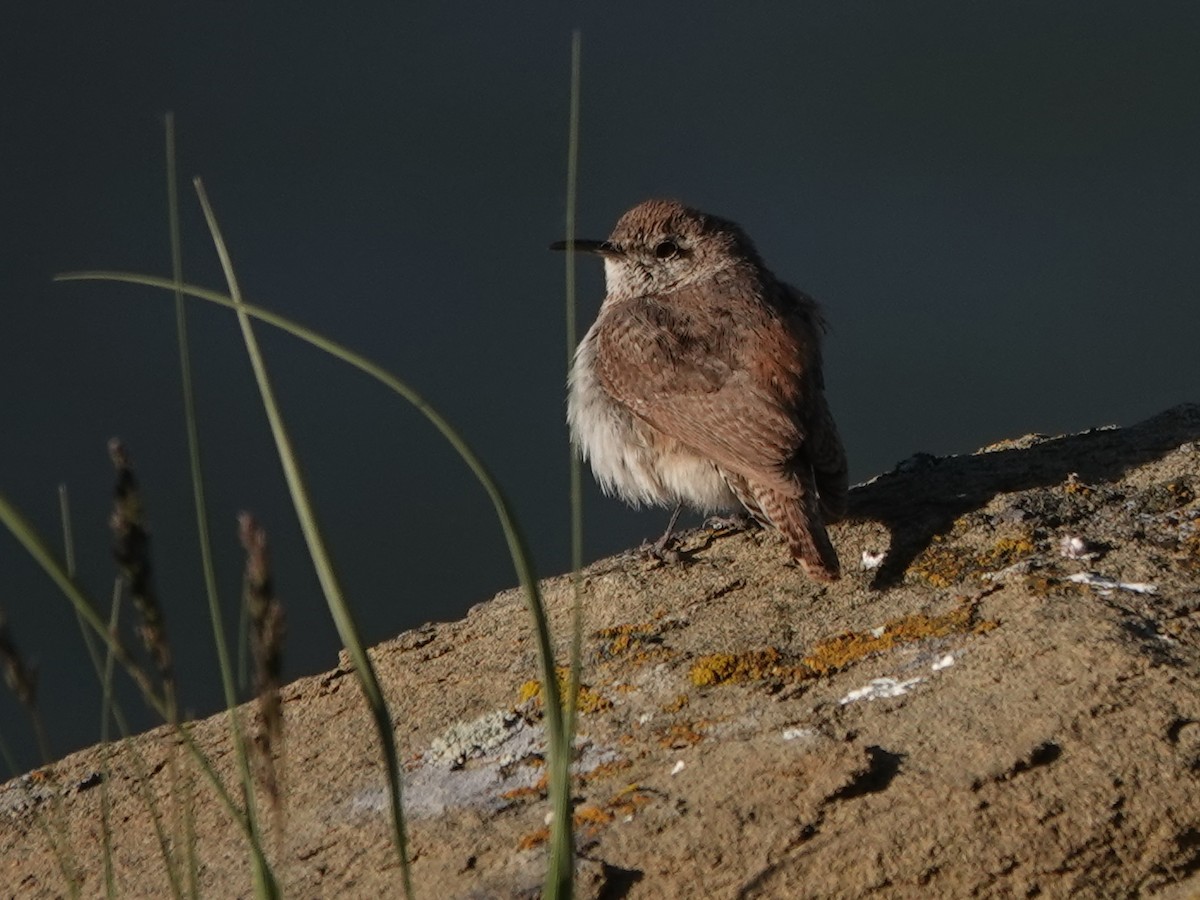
3;405;1200;898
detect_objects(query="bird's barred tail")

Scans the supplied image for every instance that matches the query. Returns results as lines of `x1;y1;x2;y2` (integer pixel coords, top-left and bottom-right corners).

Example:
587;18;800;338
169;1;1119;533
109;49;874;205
752;477;841;582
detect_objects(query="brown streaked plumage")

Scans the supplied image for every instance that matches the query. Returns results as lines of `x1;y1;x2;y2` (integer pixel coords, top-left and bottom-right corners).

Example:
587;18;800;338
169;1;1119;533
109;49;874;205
555;199;847;580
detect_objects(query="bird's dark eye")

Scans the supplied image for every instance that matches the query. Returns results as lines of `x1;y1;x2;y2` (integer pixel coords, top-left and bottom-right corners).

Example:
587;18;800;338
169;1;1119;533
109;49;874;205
654;240;680;260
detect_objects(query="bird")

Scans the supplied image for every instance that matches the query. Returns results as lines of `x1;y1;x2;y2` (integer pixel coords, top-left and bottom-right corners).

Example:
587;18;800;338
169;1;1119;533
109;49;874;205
552;199;848;581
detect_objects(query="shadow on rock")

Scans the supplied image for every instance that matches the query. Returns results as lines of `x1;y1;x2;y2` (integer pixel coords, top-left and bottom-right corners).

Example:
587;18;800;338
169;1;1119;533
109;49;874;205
849;403;1200;589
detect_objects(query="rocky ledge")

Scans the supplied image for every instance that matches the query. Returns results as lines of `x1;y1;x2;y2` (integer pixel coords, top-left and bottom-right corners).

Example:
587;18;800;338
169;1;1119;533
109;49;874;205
3;404;1199;898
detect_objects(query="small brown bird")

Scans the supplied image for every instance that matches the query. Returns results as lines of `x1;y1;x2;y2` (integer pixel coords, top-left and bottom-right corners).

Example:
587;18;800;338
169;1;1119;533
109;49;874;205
553;199;848;581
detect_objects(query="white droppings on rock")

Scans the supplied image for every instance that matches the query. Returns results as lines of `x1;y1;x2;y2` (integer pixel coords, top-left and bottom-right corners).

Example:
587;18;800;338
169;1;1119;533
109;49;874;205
861;550;885;570
670;760;685;776
1060;535;1099;560
983;559;1035;581
782;726;817;742
1067;572;1158;595
839;677;924;706
931;654;955;672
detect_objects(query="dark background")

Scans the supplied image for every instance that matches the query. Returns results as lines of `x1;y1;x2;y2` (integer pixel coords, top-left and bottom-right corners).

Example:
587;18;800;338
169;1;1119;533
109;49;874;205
2;2;1197;767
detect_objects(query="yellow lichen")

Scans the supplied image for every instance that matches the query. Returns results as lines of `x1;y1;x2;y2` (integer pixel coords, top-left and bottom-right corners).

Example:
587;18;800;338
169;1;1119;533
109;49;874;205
976;535;1036;569
518;666;612;714
516;680;541;704
687;596;997;688
908;534;967;588
689;647;789;687
804;596;997;676
911;533;1036;587
596;620;660;656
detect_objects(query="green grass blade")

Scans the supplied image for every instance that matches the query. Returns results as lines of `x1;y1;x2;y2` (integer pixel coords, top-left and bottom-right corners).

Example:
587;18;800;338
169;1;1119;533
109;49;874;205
165;114;260;899
53;267;572;895
190;178;411;899
0;492;267;864
99;578;185;900
549;27;585;900
58;485;120;899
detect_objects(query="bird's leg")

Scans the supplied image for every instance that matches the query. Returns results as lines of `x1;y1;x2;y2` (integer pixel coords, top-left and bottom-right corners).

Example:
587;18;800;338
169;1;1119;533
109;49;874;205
651;503;685;555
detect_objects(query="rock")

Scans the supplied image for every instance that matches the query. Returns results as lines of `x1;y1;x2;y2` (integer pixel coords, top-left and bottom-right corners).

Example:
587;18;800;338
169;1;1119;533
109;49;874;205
2;404;1199;898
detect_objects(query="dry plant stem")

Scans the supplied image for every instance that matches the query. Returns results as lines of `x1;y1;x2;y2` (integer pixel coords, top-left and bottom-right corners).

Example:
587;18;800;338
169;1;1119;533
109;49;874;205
54;269;567;895
239;512;286;819
107;440;203;891
0;491;263;854
98;580;184;900
97;581;120;900
0;613;81;896
108;440;175;714
60;488;119;899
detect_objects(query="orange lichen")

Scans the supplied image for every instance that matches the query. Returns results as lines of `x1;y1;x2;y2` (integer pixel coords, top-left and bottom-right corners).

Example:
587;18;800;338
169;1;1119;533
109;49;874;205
656;721;710;748
515;789;652;849
517;827;551;850
607;784;653;818
580;758;633;784
1063;473;1091;495
1177;531;1200;574
574;804;614;829
1022;574;1090;598
1167;481;1196;506
594;617;681;668
662;693;690;713
500;782;546;802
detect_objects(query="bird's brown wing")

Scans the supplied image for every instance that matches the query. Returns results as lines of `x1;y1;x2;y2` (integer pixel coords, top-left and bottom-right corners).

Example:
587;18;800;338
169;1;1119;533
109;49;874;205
807;389;849;521
781;285;848;521
593;291;810;487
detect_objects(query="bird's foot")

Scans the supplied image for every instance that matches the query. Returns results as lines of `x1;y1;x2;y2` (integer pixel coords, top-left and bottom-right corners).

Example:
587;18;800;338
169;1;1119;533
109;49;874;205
637;532;687;565
702;512;759;536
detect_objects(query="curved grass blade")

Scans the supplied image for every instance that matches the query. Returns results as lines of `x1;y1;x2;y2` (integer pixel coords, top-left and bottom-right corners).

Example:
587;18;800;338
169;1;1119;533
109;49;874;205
53;268;570;894
0;493;273;879
190;179;414;898
165;115;271;898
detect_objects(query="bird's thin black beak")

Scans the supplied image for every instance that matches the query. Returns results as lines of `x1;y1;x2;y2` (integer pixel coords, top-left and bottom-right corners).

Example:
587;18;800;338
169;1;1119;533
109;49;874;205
549;239;621;256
